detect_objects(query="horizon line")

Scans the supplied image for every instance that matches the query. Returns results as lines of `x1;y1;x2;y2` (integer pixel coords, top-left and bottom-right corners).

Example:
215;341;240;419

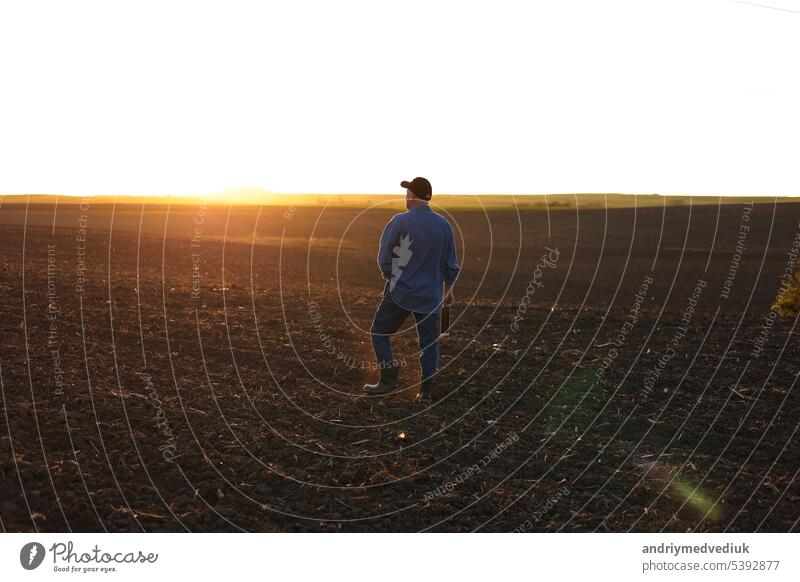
2;192;799;199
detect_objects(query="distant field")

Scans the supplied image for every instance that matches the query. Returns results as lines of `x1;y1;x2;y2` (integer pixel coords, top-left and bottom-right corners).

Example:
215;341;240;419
5;192;800;212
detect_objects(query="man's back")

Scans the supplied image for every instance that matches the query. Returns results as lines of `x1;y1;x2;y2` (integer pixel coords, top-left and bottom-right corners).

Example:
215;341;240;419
378;205;460;314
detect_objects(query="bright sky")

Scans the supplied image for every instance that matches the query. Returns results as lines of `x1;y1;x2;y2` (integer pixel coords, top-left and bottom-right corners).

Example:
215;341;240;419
1;0;799;197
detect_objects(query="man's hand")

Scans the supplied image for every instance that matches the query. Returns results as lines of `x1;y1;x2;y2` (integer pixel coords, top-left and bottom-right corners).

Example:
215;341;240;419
444;283;455;307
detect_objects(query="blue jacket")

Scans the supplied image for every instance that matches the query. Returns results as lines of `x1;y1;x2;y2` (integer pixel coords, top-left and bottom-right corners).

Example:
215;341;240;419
377;204;460;314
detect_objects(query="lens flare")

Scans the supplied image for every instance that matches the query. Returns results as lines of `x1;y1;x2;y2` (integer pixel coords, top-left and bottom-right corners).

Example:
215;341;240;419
544;370;599;436
635;457;723;521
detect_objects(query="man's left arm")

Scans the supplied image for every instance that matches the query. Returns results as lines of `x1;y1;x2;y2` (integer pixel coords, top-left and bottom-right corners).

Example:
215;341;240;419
377;217;399;280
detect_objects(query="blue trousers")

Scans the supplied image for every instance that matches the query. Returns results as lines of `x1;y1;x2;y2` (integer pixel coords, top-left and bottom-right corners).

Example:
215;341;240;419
370;286;440;379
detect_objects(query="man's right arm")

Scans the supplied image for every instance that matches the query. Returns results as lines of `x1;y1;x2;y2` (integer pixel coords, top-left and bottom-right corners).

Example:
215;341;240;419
444;281;455;306
443;222;460;304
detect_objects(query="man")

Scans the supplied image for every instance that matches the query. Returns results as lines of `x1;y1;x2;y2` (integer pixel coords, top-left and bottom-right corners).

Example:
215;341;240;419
363;177;460;403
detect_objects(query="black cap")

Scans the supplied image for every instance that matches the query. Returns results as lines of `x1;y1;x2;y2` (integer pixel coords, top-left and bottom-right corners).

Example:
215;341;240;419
400;177;432;201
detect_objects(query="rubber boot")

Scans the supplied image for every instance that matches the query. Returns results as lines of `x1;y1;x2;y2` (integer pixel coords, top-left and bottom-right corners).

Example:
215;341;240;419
417;376;435;403
364;365;399;395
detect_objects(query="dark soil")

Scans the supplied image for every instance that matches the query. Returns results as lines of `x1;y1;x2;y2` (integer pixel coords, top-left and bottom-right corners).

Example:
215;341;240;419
0;199;798;532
